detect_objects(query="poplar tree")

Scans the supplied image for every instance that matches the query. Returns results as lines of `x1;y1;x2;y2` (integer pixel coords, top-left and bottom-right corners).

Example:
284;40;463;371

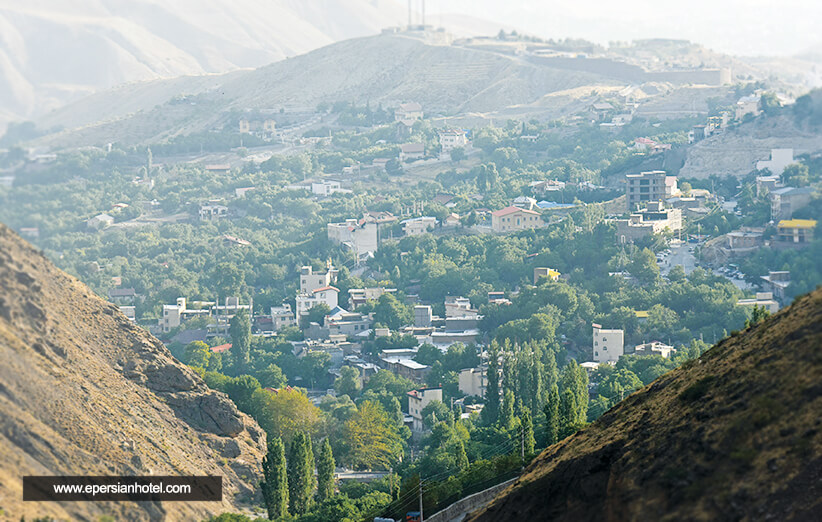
316;439;336;501
229;309;251;373
559;388;579;439
499;389;516;430
482;341;501;426
260;436;288;520
521;409;536;456
544;383;560;445
288;431;315;515
560;360;588;424
455;440;469;471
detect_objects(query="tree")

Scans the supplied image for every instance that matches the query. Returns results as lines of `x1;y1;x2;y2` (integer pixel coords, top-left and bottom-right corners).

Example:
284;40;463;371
421;399;450;429
251;387;322;446
521;409;535;456
229;309;251;373
629;248;660;285
303;303;331;328
257;364;287;389
373;293;412;330
455;440;469;470
317;439;336;501
334;366;362;398
385;158;403;175
544;383;560;445
760;92;781;116
261;436;288;520
746;304;770;328
499;389;516;430
343;401;403;470
559;388;580;438
560;361;588;424
782;163;810;187
450;147;466;162
183;341;211;369
288;431;315;516
482;342;501;425
224;375;261;414
213;263;244;297
302;350;331;389
668;264;687;282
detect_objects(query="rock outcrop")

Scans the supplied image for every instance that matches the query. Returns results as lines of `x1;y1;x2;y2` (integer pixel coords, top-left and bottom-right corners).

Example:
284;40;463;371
0;224;266;520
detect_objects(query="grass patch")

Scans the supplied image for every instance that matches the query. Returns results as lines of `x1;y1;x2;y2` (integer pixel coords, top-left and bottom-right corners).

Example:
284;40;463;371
679;376;717;403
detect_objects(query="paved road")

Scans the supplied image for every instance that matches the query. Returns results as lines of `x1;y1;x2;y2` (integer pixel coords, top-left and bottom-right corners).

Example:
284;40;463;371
661;242;752;291
660;243;697;275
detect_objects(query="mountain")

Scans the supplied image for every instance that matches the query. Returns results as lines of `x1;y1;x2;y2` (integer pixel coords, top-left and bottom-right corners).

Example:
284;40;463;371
0;222;266;520
467;287;822;521
30;33;620;148
0;0;412;129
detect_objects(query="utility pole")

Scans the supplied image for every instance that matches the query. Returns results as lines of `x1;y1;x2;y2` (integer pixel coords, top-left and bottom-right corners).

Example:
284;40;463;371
419;478;424;521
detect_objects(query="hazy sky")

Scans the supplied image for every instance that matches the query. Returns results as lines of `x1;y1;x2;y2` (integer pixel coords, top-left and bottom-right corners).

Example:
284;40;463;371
421;0;822;57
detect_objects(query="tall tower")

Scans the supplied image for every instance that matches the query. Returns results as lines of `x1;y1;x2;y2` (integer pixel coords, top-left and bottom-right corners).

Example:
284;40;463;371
407;0;426;28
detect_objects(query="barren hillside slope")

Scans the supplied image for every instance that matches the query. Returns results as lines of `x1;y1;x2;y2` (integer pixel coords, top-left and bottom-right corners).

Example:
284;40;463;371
0;223;266;520
34;34;616;148
468;287;822;522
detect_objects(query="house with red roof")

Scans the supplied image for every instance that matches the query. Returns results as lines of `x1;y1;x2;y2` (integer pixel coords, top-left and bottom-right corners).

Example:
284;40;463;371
491;206;543;233
296;285;340;317
210;343;232;353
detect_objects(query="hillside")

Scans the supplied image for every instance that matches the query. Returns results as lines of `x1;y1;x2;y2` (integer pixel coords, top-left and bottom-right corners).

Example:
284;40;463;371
0;223;266;520
680;113;822;179
0;0;411;129
33;33;618;148
467;287;822;521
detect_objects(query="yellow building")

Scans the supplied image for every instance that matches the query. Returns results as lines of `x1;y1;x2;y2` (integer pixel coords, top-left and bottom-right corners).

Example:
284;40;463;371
777;219;816;246
534;267;561;284
491;206;542;233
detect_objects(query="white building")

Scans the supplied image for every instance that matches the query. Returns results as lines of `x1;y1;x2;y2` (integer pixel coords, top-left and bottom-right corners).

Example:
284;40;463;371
756;148;797;176
592;323;624;363
312;180;351;197
119;306;136;322
158;297;211;333
407;387;443;432
438;129;468;152
458;367;486;398
211;296;252;336
737;292;780;314
296;286;340;316
87;213;114;230
633;341;675;358
299;263;339;294
735;94;761;120
349;287;396;309
199;204;228;221
395;102;423;122
414;305;433;327
400;143;425;162
402;216;437;236
327;220;379;257
271;304;297;332
445;296;473;318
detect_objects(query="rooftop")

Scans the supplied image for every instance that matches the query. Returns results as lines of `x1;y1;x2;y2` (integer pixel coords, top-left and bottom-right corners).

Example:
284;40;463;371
492;206;540;217
778;219;817;229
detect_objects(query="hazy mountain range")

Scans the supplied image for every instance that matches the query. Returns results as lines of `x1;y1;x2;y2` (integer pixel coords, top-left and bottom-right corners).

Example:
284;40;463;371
0;0;449;129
